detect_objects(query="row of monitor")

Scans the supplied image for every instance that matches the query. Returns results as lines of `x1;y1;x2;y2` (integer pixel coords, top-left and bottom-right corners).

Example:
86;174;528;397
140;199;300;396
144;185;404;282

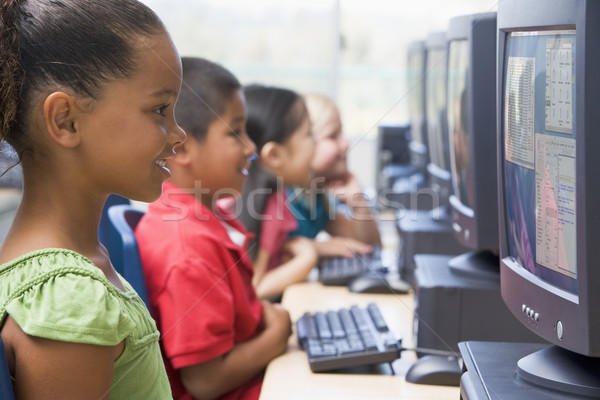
403;0;599;395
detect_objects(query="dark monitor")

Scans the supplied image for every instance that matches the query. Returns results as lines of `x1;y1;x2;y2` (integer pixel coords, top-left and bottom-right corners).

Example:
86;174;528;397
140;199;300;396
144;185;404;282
498;0;600;396
407;40;429;172
424;32;452;216
447;13;498;251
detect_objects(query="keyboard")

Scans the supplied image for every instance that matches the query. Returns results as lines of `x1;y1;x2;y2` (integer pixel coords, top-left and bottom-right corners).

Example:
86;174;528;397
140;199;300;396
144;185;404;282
296;303;402;372
318;247;387;286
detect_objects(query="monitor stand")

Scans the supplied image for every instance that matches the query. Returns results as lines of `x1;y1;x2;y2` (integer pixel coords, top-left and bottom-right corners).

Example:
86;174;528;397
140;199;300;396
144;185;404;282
517;345;600;397
396;207;469;285
447;249;500;281
460;341;600;399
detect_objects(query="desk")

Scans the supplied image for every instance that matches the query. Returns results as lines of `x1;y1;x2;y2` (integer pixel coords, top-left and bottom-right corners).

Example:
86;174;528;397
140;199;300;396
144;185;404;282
259;282;460;399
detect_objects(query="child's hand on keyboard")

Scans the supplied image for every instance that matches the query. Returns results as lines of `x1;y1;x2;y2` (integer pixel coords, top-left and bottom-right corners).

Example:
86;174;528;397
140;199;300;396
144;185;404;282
315;237;373;258
261;301;292;354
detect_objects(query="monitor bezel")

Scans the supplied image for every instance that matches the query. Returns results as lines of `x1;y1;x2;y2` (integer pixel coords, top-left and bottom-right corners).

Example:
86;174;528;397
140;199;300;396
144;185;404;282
497;0;600;356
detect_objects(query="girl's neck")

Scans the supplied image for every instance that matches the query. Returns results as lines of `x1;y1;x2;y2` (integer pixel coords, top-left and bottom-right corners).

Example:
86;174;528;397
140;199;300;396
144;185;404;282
1;174;107;261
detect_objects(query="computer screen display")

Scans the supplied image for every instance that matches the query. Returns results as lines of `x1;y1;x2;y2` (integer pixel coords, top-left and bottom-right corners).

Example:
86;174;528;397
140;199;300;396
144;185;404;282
447;39;471;208
408;42;427;147
407;41;429;172
447;13;498;251
502;29;577;294
425;45;450;172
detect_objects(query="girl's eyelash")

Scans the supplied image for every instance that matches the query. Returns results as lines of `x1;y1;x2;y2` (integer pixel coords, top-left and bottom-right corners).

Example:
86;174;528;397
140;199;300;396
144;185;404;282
154;105;169;116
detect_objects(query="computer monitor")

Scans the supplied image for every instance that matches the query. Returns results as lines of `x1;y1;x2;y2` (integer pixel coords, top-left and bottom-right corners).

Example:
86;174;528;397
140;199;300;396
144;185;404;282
407;40;429;172
498;0;600;395
446;13;499;279
424;31;452;219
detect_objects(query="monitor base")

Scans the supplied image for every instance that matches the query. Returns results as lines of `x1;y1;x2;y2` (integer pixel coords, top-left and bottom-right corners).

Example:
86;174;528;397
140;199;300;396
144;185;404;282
460;341;599;400
517;345;600;397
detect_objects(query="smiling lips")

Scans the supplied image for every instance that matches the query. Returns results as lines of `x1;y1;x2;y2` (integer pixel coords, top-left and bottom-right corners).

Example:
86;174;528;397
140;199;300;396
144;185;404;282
155;159;171;177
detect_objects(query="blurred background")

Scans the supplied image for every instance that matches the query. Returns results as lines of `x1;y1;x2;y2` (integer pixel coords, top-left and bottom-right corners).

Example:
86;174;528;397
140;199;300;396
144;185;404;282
140;0;498;189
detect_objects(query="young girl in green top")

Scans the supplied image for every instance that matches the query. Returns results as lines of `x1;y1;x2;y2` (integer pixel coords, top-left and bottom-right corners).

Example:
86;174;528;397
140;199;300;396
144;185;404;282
0;0;185;398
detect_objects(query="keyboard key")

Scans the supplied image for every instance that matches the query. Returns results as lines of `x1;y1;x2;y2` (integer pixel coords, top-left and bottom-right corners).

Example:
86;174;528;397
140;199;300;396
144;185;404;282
368;303;389;332
315;311;332;339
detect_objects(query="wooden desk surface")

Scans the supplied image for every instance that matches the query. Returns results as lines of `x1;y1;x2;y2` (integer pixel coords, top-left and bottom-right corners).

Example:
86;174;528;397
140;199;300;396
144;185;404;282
259;282;460;399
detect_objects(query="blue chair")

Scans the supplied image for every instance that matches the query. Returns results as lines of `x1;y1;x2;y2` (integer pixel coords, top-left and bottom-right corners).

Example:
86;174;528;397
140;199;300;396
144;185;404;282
98;194;130;248
105;204;150;309
0;336;15;400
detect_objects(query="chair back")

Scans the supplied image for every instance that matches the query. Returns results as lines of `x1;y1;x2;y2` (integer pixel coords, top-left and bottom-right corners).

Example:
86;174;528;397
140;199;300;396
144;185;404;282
0;336;15;400
99;194;130;247
105;204;150;309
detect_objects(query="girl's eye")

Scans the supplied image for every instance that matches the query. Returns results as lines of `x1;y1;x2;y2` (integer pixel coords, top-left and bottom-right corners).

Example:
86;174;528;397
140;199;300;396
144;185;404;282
153;105;168;116
229;130;243;140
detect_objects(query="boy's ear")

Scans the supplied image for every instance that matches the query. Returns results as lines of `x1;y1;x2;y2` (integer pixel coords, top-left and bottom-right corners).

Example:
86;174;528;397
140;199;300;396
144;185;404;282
43;92;81;149
260;141;284;170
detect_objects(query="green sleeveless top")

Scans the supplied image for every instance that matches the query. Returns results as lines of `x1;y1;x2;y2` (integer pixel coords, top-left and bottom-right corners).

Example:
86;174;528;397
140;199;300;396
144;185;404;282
0;248;172;399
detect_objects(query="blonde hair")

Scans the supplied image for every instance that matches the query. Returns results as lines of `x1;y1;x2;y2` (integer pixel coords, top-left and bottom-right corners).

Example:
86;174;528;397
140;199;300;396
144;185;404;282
303;93;338;137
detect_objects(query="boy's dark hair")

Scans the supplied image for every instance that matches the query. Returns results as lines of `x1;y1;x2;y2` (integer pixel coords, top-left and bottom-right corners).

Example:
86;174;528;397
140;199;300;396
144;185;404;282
0;0;165;157
175;57;242;142
238;84;308;259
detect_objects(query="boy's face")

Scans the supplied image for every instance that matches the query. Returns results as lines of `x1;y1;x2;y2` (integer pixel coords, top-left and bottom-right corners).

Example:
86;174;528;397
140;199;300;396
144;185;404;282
187;89;256;204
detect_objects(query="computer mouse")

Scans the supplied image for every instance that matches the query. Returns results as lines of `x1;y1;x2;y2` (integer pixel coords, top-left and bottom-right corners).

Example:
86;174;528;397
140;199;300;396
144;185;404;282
405;355;462;386
348;274;411;294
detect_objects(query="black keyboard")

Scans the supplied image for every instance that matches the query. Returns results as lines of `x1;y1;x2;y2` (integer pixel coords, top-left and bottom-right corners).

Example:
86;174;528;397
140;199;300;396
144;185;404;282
318;247;387;286
296;303;402;372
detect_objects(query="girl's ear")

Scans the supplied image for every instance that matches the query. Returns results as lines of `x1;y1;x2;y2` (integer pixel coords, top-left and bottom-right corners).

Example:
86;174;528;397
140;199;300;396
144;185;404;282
260;141;284;170
43;92;81;149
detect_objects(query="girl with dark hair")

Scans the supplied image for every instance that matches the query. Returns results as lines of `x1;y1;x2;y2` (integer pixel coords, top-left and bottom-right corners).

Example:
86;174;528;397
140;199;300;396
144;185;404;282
237;84;318;300
0;0;185;397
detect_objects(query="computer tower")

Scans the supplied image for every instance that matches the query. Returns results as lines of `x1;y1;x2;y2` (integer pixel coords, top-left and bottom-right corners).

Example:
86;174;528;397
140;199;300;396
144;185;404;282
413;254;544;354
397;211;469;285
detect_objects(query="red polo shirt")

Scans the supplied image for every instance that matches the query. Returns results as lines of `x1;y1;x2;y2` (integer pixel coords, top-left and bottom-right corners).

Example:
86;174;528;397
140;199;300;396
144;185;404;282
136;182;264;400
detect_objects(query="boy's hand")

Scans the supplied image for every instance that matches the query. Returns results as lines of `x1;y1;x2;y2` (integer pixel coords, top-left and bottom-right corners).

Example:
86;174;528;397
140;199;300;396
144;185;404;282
261;301;292;353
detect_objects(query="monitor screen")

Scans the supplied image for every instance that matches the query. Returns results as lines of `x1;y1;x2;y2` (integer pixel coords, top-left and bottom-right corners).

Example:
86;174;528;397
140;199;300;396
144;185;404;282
424;32;452;214
503;29;577;294
447;39;471;208
408;41;427;147
407;40;429;171
498;0;600;394
425;44;450;172
447;13;498;252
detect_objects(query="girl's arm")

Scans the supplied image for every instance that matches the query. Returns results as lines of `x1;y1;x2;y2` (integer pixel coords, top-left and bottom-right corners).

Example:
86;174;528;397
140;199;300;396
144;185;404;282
179;301;291;400
253;237;318;300
2;316;121;400
326;173;382;246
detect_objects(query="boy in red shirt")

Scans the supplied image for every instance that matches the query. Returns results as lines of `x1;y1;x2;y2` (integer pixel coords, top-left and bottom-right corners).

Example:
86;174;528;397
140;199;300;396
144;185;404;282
135;57;292;400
